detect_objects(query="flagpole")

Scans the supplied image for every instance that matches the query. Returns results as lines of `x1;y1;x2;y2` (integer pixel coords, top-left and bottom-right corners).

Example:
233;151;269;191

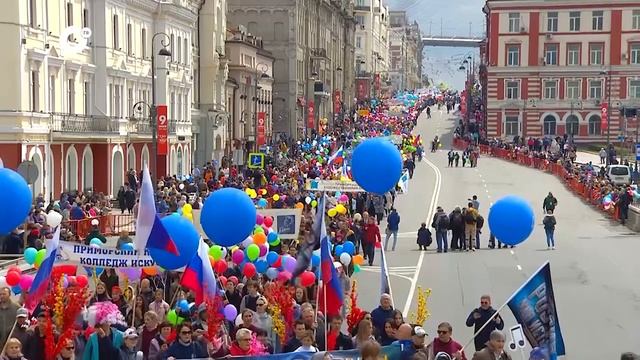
323;282;328;352
460;261;549;353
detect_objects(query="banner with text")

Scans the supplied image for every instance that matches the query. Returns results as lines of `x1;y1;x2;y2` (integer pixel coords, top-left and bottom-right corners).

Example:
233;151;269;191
507;261;566;360
193;208;302;240
257;112;266;146
157;105;168;155
305;179;365;192
57;241;155;268
231;344;403;360
307;100;315;130
600;102;608;130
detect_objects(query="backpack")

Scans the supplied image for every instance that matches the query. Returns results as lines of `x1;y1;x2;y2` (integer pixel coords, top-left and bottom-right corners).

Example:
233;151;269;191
476;215;484;229
437;214;450;230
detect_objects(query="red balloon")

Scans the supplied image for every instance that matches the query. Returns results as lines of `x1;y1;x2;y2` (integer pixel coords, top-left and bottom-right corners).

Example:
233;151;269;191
5;271;20;287
243;263;257;278
228;276;239;285
273;256;282;268
67;276;77;286
218;276;228;287
76;275;89;287
277;271;292;282
7;266;21;275
263;217;274;228
214;260;228;274
300;271;316;287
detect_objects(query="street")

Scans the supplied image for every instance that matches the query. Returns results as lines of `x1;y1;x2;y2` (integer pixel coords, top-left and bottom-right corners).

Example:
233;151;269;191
355;108;640;358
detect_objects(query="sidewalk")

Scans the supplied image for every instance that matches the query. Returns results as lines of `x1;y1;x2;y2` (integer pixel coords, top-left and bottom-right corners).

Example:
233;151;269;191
575;151;602;165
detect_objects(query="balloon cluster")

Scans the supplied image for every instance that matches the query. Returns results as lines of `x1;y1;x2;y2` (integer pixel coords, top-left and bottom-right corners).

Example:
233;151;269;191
1;266;88;295
333;241;364;273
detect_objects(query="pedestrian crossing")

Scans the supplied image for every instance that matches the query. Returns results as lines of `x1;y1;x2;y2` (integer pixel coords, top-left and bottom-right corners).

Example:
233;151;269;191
359;265;418;281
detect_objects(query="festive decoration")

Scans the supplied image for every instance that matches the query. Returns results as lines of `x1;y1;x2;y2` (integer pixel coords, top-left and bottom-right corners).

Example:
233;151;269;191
408;286;432;326
0;168;32;235
351;138;403;194
204;295;226;343
270;303;287;346
488;195;535;246
264;282;294;344
201;188;257;247
346;281;364;333
148;215;200;270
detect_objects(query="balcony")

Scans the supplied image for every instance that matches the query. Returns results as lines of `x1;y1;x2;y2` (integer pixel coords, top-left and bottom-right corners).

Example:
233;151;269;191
128;118;185;135
311;48;329;59
50;113;120;134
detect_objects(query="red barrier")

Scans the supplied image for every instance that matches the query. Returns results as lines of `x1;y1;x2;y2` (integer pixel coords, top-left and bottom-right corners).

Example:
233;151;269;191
63;214;136;239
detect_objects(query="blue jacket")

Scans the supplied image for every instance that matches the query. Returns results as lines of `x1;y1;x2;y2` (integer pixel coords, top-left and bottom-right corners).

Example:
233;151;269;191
370;306;394;335
163;340;208;360
387;211;400;231
83;328;124;360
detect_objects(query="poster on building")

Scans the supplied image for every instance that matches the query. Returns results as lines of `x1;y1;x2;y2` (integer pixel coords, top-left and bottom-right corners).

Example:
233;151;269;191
193;208;302;240
600;102;608;130
374;74;381;90
307;99;315;130
157;105;168;155
257;112;266;146
356;79;370;100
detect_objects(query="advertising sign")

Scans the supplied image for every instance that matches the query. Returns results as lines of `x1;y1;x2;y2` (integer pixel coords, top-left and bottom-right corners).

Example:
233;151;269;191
156;105;168;155
193;208;302;240
600;102;608;130
333;90;341;115
305;179;365;192
57;241;155;268
257;111;266;146
307;100;315;130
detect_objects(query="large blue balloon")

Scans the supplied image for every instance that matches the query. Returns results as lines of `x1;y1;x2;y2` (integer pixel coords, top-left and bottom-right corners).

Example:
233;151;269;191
149;215;200;270
488;195;535;246
200;188;256;247
351;138;403;194
0;168;32;235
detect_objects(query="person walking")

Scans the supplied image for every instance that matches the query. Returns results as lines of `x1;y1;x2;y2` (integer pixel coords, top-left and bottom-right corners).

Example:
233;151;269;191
475;214;484;250
449;207;464;251
448;151;454;167
599;148;607;165
542;192;558;214
431;207;450;253
363;217;381;266
454;152;460;167
542;209;556;250
384;208;400;251
463;204;478;252
465;295;504;351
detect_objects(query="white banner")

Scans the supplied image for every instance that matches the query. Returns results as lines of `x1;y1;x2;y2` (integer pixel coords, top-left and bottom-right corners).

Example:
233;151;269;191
397;170;410;194
192;208;303;240
305;179;366;193
57;241;156;268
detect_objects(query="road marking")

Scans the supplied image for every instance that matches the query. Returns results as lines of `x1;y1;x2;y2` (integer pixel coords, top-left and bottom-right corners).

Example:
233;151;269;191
360;266;416;283
402;154;442;317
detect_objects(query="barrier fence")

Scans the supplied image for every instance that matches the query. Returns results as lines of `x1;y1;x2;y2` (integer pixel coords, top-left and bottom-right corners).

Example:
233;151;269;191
64;213;136;240
454;138;620;221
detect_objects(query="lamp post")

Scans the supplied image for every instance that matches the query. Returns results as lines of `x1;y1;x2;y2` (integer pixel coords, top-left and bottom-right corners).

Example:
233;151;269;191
253;63;270;151
150;32;172;184
600;66;613;147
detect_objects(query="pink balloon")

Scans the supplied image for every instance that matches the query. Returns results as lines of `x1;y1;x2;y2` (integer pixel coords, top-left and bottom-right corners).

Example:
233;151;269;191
339;194;349;203
232;249;245;265
261;224;270;233
19;275;33;291
277;271;292;282
259;244;268;257
256;214;264;225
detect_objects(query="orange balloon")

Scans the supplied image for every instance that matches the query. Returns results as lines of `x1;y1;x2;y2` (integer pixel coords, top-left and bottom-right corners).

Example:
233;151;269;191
352;254;364;266
295;202;304;209
253;232;267;245
143;266;158;276
209;255;216;267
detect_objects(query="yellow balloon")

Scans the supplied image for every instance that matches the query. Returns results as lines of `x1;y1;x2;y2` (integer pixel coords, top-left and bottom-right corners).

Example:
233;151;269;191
182;204;192;214
182;213;193;222
273;194;280;201
245;188;252;195
328;208;338;217
336;204;347;215
249;191;257;199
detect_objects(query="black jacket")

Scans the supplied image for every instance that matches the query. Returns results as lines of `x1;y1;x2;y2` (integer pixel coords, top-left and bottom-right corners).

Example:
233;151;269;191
465;307;504;351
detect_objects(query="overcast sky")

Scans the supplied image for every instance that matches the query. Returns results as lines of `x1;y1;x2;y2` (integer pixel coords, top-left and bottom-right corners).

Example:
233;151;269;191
385;0;486;89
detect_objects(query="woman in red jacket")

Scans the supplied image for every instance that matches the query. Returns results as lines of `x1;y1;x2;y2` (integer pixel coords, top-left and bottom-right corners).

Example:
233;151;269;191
362;217;381;266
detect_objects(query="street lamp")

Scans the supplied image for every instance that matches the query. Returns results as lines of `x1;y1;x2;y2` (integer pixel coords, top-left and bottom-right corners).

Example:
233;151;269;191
150;32;172;184
253;63;270;151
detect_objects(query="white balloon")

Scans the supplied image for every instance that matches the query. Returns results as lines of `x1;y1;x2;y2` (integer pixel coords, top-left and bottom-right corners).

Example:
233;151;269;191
241;236;253;248
339;252;351;266
46;211;63;227
0;276;7;288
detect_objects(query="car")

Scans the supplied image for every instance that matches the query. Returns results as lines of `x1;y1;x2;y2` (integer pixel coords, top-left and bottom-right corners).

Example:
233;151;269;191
607;165;632;185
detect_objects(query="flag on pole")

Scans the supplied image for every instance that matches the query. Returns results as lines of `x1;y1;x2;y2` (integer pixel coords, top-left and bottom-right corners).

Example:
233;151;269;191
317;195;344;317
181;241;218;303
134;167;179;255
327;146;344;165
507;262;565;359
379;244;394;308
291;195;325;278
26;226;60;312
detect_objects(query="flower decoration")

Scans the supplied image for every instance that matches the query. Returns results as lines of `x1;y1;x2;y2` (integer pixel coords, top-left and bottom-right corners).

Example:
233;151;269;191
408;286;432;326
87;301;126;327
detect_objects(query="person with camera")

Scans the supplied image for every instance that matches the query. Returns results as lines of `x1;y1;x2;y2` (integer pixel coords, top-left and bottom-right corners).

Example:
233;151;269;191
465;295;504;351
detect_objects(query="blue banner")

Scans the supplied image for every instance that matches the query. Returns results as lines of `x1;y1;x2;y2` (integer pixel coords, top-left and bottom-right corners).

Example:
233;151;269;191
507;262;566;359
229;344;403;359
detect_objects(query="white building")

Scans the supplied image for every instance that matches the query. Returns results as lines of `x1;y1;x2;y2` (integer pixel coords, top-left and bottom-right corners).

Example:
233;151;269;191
354;0;390;98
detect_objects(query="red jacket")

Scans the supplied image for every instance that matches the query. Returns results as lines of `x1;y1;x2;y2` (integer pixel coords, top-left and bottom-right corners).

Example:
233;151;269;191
363;223;381;244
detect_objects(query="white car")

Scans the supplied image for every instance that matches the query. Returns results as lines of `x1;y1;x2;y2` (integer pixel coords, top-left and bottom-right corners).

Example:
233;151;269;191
607;165;632;185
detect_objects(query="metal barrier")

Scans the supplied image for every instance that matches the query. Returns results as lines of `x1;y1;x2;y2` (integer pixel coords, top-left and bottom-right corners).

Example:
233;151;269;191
64;214;136;239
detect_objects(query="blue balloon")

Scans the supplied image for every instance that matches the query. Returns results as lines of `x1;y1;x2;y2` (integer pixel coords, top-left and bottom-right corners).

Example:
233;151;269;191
200;188;257;247
94;267;104;276
90;238;103;247
334;244;344;255
311;254;320;267
343;241;355;255
0;168;32;235
266;251;279;266
255;260;269;274
24;248;37;265
258;198;268;208
351;138;403;194
120;242;134;251
267;232;278;243
148;215;200;270
178;299;190;312
266;267;279;280
488;195;535;246
11;286;21;295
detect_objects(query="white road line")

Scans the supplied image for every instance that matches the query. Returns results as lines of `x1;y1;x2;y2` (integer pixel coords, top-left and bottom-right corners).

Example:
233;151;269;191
403;155;442;317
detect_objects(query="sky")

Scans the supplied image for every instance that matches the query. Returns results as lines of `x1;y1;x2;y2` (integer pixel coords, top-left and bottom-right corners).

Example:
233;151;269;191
385;0;486;90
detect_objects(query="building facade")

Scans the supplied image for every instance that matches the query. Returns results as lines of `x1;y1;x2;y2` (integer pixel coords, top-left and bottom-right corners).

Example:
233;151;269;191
388;11;423;91
0;0;204;201
227;0;356;139
484;0;640;142
354;0;390;99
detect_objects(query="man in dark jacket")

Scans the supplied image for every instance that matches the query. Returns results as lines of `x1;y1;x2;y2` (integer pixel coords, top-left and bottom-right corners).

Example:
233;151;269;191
465;295;504;351
371;294;394;336
543;192;558;214
84;221;107;245
449;207;464;250
431;207;449;253
283;321;306;352
385;208;400;251
23;310;50;360
327;315;354;351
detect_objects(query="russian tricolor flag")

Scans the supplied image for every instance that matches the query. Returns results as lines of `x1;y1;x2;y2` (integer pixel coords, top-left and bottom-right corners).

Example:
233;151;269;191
135;167;179;255
26;226;60;312
317;195;344;317
327;146;344;166
181;241;217;303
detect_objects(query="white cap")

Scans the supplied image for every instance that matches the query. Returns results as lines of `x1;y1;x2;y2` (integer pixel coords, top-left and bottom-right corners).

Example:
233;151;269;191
123;328;139;339
91;219;99;226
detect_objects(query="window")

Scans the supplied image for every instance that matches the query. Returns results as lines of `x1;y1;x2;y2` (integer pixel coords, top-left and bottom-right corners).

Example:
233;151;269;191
170;34;175;62
66;2;73;27
49;76;55;112
543;80;557;99
126;23;132;55
114;85;121;117
505;116;519;136
567;43;581;65
356;0;365;6
506;45;520;66
566;115;579;135
170;92;175;119
141;29;147;58
82;8;89;28
356;36;362;49
67;78;75;114
545;44;558;65
113;15;119;49
592;11;603;30
547;12;558;32
177;36;182;63
108;84;113;115
631;43;640;64
543;115;557;135
30;70;39;112
569;11;581;31
127;87;133;116
589;43;603;65
589;79;603;99
506;80;520;99
629;79;640;98
84;81;90;115
28;0;37;27
177;93;182;120
566;80;580;99
355;15;365;25
588;115;601;135
183;38;188;64
508;13;520;33
634;10;640;30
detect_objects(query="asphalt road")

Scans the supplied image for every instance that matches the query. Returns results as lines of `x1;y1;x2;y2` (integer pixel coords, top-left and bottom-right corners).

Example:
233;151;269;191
354;108;640;359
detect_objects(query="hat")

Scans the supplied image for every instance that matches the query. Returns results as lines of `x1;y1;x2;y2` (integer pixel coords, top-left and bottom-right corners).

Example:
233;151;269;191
123;328;139;339
91;219;99;226
16;308;28;318
412;326;427;337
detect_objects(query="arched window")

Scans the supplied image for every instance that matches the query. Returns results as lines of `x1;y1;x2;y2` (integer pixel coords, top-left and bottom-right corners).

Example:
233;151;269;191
543;115;557;135
565;115;579;135
177;147;183;178
588;115;602;135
